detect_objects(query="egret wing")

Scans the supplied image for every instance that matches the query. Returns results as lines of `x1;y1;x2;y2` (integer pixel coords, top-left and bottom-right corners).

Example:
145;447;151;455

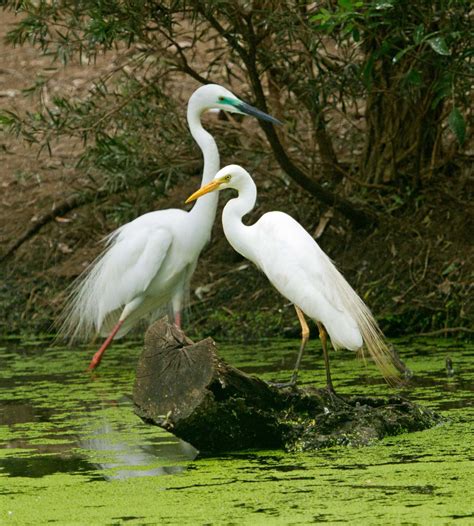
254;212;363;349
253;212;342;310
255;212;354;326
59;225;174;340
98;226;173;314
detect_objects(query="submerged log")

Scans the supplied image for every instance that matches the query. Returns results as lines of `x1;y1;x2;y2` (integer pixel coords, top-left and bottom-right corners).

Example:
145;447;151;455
133;319;441;454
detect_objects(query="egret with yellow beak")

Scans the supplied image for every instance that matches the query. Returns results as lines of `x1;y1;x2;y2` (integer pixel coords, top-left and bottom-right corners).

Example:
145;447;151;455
186;165;400;390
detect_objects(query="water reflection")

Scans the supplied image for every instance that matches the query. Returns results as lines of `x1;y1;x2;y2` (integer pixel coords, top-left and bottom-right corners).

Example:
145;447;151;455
0;342;197;481
0;398;197;480
77;400;197;480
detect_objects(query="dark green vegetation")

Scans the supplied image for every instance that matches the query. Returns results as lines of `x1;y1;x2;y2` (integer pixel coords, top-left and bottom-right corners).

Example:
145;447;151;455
1;337;473;523
0;1;472;338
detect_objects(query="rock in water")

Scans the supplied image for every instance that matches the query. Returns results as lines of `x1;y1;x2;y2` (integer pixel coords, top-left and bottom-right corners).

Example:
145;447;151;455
133;319;441;454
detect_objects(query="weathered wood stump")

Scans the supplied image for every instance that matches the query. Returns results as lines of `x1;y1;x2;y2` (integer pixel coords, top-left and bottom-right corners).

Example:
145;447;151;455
133;319;441;454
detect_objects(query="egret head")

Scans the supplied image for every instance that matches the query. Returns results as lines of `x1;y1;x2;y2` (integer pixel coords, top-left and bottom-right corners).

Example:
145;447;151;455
185;165;249;203
189;84;281;125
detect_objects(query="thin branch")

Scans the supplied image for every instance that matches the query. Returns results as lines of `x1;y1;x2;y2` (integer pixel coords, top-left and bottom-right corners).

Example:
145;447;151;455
1;191;106;263
76;84;148;134
155;28;210;85
196;5;377;229
195;2;249;61
339;168;391;190
416;327;474;336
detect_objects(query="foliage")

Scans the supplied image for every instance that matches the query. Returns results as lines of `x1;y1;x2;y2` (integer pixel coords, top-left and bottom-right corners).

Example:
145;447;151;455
1;0;472;225
311;0;472;184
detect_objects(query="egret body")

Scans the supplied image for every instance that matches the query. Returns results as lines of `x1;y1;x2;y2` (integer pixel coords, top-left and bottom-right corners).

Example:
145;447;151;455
59;87;280;370
186;165;400;389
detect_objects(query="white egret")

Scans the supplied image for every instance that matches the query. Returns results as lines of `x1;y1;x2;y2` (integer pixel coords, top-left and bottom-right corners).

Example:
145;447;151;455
59;85;280;371
185;165;400;390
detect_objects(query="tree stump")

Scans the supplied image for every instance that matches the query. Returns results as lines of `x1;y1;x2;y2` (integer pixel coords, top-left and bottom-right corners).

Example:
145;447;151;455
133;319;441;454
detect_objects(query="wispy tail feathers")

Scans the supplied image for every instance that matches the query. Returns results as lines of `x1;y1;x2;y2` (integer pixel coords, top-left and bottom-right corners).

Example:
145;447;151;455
327;260;402;385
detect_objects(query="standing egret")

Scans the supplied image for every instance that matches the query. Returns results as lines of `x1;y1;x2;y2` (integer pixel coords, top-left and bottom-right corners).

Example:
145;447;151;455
59;86;280;371
185;165;400;390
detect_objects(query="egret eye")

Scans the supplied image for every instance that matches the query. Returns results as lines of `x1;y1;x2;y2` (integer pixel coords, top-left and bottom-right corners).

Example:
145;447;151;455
224;175;231;182
218;96;224;102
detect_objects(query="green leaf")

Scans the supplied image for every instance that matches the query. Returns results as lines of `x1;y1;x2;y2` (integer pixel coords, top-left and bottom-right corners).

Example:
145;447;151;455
311;8;331;23
404;69;422;86
362;53;375;87
0;111;17;127
428;37;451;56
374;0;394;9
432;73;453;108
442;262;457;276
413;24;424;44
338;0;353;9
448;107;466;146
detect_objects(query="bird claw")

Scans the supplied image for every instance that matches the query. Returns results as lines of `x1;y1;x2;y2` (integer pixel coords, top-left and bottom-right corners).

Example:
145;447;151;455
268;367;301;389
322;386;351;408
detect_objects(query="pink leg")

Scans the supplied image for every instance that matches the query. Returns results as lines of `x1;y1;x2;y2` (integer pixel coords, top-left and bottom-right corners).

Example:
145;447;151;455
174;311;182;329
88;319;124;371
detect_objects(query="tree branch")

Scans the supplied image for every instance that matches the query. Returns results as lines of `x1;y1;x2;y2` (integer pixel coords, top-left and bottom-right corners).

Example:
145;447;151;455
194;4;376;229
155;28;210;85
243;18;376;228
0;191;106;263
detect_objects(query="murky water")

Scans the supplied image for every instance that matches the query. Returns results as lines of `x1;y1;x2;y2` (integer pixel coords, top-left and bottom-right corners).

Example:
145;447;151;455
1;336;472;524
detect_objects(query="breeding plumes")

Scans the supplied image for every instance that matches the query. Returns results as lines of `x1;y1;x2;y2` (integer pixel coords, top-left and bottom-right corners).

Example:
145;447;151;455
186;165;400;390
59;86;280;370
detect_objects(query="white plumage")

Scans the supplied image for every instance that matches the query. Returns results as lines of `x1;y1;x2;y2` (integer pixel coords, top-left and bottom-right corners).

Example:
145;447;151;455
252;211;363;350
58;85;280;370
186;165;400;388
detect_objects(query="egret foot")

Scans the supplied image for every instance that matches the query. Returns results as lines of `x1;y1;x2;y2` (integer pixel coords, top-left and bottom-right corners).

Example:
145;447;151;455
317;385;350;410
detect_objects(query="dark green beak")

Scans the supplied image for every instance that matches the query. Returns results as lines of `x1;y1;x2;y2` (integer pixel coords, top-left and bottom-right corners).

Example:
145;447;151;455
235;101;282;125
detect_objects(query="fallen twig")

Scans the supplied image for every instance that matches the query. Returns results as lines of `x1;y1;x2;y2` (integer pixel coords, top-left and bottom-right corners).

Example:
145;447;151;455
0;191;105;263
416;327;474;337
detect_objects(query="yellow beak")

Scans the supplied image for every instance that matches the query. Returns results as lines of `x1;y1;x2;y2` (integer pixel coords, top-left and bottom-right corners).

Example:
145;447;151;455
185;179;223;204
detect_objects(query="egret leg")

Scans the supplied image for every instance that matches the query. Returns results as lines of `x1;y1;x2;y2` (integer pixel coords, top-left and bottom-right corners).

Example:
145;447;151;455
290;306;310;385
316;321;335;393
171;292;183;328
88;297;143;371
88;319;124;371
270;306;309;388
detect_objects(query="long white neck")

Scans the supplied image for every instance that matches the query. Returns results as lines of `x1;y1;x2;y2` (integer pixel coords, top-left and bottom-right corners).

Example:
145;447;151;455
222;177;258;262
186;101;220;227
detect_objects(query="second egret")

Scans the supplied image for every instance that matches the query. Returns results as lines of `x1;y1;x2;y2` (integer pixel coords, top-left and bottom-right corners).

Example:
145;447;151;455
186;165;400;390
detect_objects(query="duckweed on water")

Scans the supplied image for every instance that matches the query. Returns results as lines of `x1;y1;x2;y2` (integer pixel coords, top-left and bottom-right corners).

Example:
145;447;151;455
0;337;473;524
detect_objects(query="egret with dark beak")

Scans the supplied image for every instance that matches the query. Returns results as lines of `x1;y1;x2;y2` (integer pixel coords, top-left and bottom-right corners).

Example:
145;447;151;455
59;86;280;371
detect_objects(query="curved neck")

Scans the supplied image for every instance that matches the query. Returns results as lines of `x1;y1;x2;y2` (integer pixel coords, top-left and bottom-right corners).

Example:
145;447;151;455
187;103;220;223
222;178;258;261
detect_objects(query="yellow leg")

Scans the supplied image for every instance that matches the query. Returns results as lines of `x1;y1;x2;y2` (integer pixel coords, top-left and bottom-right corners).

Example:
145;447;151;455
316;321;335;393
290;306;310;385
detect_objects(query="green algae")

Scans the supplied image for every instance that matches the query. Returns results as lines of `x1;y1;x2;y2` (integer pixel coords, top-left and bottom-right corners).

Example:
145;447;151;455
1;337;473;525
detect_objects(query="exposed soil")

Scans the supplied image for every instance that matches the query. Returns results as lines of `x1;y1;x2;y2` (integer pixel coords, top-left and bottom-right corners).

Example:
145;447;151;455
0;10;472;340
